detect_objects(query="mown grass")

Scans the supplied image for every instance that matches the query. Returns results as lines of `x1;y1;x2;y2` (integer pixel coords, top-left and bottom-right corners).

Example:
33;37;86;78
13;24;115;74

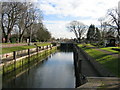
85;44;95;47
78;44;120;77
36;43;51;46
100;47;119;53
2;45;36;54
2;43;51;54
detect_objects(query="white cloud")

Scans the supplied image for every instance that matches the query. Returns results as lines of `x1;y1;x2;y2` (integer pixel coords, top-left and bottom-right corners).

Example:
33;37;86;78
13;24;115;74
43;20;75;39
37;0;119;38
0;0;38;2
39;0;119;18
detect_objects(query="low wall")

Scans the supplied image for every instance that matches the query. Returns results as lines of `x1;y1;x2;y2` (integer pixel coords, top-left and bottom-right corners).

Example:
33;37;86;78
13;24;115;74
78;46;116;77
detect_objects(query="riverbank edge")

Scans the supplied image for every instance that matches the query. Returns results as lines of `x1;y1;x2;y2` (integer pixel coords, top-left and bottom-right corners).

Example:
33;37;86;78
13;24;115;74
2;46;58;86
76;45;116;77
0;46;58;75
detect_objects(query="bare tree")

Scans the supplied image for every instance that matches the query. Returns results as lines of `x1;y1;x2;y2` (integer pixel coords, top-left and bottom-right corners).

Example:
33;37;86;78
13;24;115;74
18;3;43;43
67;21;86;42
1;2;25;43
106;8;120;41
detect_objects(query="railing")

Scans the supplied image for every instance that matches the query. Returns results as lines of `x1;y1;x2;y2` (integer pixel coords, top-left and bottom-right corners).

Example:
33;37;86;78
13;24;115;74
1;44;53;61
0;44;54;75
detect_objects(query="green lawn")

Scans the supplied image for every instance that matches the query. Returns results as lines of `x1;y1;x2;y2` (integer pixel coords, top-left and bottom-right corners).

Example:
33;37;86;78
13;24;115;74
85;44;95;47
36;43;51;46
78;44;120;77
100;47;119;53
2;45;36;54
2;43;51;54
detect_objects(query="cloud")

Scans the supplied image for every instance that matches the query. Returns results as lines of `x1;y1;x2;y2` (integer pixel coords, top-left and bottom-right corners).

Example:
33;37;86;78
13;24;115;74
43;20;75;39
37;0;119;38
0;0;38;2
38;0;119;18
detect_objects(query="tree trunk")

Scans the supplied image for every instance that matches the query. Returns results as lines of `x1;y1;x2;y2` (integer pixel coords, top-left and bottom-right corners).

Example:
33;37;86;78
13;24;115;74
5;34;10;43
19;34;23;43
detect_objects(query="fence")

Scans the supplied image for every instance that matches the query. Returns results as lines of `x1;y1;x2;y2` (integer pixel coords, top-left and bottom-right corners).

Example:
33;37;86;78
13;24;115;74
0;44;55;75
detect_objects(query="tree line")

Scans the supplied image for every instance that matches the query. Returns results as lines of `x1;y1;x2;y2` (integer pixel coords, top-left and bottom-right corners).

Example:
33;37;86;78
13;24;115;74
67;6;120;45
0;2;51;43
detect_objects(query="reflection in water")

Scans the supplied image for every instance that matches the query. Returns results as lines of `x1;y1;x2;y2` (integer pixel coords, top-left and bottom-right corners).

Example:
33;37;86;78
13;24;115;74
2;50;75;88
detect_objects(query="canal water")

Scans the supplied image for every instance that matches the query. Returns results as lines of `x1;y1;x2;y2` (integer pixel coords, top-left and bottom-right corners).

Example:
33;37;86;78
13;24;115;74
2;49;75;88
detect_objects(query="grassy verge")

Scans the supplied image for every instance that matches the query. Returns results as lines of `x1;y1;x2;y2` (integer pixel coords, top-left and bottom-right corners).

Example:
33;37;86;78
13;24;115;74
100;47;119;53
2;43;51;54
2;45;36;54
78;44;120;77
1;46;57;76
36;43;51;46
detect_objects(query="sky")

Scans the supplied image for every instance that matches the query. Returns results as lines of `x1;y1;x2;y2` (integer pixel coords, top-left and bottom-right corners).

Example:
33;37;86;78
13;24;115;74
36;0;119;39
0;0;119;39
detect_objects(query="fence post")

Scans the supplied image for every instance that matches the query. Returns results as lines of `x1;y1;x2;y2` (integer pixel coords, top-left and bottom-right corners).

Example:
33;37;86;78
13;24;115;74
28;49;30;63
3;64;5;75
13;51;16;71
37;46;39;57
39;46;41;51
13;51;16;60
47;45;49;49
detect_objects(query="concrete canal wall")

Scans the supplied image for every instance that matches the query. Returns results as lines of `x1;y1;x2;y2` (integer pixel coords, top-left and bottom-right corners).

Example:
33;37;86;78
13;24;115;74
75;44;115;77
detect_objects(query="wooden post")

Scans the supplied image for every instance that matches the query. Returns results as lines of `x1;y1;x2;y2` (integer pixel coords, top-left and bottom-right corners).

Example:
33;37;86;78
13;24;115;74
36;46;38;52
3;64;5;75
39;46;41;51
13;51;16;60
13;51;16;71
28;49;30;63
47;45;49;49
22;59;23;67
50;45;52;49
36;46;38;57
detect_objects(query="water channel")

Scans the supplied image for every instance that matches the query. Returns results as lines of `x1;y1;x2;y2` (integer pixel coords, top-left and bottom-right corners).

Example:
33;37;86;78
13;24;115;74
2;48;75;88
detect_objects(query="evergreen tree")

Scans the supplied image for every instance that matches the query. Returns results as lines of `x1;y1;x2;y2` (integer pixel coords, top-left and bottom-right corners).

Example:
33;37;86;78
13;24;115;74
94;27;101;41
86;24;96;43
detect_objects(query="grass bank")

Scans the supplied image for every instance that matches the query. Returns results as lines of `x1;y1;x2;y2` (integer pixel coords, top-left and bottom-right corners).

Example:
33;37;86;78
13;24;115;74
78;44;120;77
2;43;51;54
1;46;57;75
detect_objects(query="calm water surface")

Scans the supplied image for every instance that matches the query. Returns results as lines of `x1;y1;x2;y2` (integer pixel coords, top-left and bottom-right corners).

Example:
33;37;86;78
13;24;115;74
3;51;75;88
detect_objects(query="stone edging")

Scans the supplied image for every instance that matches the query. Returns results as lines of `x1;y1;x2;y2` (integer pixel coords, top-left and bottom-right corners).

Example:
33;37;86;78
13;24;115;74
78;46;116;77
